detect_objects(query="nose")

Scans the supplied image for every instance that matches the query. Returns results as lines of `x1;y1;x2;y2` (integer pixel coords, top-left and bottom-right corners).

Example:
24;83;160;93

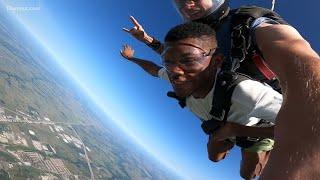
167;64;185;75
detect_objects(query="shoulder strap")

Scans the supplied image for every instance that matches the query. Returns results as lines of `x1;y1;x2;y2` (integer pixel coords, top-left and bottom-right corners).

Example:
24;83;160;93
167;91;186;108
210;71;250;122
232;6;287;24
223;6;287;72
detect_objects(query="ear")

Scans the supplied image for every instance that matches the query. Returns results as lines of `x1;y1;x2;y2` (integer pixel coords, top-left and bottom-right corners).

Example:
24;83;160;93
211;54;224;68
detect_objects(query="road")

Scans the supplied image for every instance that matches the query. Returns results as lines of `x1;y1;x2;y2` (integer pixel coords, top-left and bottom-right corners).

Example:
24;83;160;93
70;126;95;180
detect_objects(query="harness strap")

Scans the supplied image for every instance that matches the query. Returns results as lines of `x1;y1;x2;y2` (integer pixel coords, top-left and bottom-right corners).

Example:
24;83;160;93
222;74;247;122
228;6;287;81
211;71;250;122
167;91;186;108
252;54;276;80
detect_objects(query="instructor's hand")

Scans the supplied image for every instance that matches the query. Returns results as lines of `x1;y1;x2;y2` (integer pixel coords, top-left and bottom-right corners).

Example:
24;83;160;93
123;16;153;44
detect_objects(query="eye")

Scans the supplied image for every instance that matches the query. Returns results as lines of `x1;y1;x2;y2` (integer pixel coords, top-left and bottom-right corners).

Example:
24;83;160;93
180;58;197;65
163;60;175;66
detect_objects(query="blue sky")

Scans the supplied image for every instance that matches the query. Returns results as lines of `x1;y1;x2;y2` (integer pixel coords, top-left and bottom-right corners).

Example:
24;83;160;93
1;0;319;179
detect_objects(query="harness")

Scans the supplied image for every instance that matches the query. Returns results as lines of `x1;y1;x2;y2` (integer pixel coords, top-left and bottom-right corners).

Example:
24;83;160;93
227;6;287;93
202;71;263;149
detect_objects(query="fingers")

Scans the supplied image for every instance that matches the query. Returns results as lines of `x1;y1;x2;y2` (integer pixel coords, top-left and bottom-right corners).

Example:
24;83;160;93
122;27;137;33
130;16;141;28
123;44;130;50
120;44;134;59
120;45;127;56
120;50;125;57
120;51;129;59
122;44;127;49
122;28;130;33
120;48;125;55
122;15;140;33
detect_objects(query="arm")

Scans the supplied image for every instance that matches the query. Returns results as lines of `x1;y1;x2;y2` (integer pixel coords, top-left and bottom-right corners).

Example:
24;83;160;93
122;16;164;54
241;126;273;138
213;122;274;142
255;24;319;80
231;123;274;138
129;57;162;77
255;24;320;179
120;44;162;77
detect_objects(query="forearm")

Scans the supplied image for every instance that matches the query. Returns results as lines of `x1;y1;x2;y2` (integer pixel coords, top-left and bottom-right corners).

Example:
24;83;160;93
146;37;164;55
231;123;274;138
256;24;320;180
129;57;161;77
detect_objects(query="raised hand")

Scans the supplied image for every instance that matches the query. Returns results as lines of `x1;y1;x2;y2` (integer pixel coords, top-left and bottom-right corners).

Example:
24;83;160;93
123;16;153;44
120;44;135;60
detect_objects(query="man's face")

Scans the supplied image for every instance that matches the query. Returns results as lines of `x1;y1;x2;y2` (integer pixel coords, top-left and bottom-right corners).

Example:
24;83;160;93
162;38;215;98
174;0;214;20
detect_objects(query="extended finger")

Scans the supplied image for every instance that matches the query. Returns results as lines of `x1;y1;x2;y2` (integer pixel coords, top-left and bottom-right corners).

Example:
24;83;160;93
126;44;133;49
122;28;131;33
130;16;141;28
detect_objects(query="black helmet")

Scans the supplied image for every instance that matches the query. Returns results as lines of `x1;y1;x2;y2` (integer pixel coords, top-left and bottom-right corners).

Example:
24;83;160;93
173;0;228;21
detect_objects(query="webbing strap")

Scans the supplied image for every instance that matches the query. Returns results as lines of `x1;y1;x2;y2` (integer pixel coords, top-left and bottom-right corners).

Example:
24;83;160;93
211;72;250;122
222;74;250;122
252;54;276;80
167;91;186;108
202;72;250;136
